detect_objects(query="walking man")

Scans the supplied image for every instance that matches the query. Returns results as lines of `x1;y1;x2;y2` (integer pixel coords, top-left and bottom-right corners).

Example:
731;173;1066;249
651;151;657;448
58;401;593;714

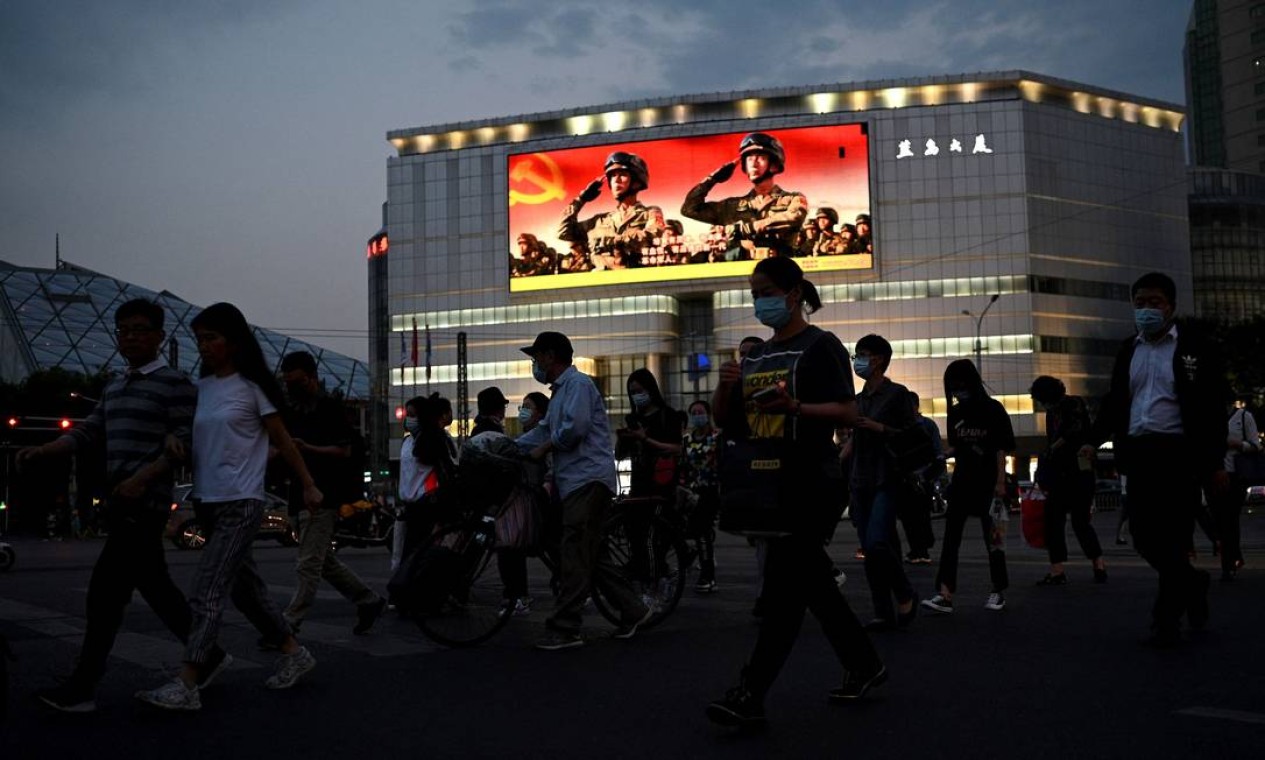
516;331;652;650
279;351;385;636
1085;272;1229;646
27;299;227;712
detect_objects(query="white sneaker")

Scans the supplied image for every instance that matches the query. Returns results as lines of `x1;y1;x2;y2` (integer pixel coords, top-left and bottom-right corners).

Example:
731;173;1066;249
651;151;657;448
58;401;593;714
920;594;954;614
135;678;201;711
265;646;316;690
512;597;534;617
984;592;1006;611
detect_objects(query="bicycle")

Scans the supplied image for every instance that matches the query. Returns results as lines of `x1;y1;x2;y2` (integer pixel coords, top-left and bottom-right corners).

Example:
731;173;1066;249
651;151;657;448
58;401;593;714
406;492;688;648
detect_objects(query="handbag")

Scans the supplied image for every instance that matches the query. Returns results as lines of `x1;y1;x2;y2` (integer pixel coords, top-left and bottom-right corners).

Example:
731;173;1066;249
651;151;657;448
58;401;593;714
653;454;678;487
1020;486;1047;549
885;423;937;475
718;438;794;537
494;485;540;550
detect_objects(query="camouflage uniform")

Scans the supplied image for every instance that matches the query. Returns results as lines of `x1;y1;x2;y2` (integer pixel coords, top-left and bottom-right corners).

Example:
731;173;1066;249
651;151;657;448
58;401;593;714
680;183;808;259
812;231;847;256
557;201;665;269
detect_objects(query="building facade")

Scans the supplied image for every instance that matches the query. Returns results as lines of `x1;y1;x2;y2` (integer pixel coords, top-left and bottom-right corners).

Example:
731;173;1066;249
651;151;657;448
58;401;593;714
1189;167;1265;320
1185;0;1265;173
376;71;1188;462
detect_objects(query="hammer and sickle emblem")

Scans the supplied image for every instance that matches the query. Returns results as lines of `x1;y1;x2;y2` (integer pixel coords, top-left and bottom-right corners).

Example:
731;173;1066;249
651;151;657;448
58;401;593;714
509;153;567;206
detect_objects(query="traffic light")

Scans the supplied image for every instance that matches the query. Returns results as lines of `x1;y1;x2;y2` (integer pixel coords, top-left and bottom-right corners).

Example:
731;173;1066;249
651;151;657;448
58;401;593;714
6;417;16;428
60;418;72;430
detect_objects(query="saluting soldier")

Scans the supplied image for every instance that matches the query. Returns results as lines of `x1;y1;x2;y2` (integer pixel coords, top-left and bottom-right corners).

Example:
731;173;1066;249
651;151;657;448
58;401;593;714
680;132;808;260
810;207;847;257
558;151;665;270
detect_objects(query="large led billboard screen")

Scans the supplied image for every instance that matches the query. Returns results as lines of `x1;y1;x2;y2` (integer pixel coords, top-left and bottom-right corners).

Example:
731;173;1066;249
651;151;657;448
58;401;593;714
507;124;872;292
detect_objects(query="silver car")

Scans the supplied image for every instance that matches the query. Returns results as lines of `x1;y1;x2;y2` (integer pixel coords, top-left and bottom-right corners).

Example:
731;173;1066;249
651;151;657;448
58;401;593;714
164;485;298;550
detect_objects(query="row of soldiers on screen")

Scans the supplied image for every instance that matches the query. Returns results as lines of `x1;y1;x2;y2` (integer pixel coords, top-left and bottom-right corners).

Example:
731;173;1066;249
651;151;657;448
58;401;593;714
508;133;873;277
509;211;871;276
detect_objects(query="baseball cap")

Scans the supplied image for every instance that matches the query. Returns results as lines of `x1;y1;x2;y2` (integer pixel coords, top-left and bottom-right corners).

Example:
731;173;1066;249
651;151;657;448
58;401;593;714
520;331;573;360
477;386;509;413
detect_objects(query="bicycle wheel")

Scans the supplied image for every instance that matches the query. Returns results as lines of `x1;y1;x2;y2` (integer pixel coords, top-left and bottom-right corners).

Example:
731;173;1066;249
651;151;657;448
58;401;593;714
591;513;686;630
414;517;512;647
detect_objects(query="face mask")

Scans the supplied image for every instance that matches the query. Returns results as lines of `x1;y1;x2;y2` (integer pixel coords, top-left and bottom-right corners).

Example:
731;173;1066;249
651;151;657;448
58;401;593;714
1135;308;1167;337
404;417;419;434
531;359;549;384
754;295;792;329
517;407;534;426
852;356;872;379
631;392;651;409
952;390;971;402
689;413;709;429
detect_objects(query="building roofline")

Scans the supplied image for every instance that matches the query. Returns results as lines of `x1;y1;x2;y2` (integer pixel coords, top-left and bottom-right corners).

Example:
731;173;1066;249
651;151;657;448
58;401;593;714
387;69;1184;146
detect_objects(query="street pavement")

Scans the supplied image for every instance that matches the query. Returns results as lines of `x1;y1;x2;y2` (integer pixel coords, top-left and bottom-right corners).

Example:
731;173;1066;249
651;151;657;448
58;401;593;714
2;507;1264;759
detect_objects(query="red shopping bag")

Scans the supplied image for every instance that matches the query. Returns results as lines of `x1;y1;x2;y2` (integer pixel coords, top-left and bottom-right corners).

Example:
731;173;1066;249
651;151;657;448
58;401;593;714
1021;487;1047;549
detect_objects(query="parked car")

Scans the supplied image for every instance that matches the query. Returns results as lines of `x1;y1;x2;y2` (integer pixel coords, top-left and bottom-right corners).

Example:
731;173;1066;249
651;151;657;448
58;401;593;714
164;485;297;550
1246;485;1265;512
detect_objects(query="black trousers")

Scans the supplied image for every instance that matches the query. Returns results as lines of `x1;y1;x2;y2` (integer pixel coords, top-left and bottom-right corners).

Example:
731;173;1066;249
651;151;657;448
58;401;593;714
744;534;881;699
1124;435;1206;633
897;482;935;557
1211;475;1245;574
74;507;195;686
1043;473;1102;565
935;493;1009;595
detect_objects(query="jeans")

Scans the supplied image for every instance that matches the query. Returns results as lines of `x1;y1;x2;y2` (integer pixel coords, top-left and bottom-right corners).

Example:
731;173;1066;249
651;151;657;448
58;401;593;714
550;483;648;634
185;499;292;664
1043;473;1103;565
935;493;1009;595
744;534;882;699
1125;435;1207;633
74;506;202;686
285;508;379;628
851;485;915;620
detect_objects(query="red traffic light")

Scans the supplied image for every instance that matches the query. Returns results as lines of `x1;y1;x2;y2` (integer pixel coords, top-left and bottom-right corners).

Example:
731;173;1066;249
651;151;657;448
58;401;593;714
6;417;17;428
394;406;406;420
59;418;72;429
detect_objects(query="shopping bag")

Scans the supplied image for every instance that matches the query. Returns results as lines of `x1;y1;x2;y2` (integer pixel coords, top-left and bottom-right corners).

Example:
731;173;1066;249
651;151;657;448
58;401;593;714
1021;487;1047;549
494;486;541;550
718;438;792;537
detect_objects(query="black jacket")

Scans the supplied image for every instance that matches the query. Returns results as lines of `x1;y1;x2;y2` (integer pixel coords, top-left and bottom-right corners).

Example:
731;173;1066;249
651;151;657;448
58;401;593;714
1090;324;1229;478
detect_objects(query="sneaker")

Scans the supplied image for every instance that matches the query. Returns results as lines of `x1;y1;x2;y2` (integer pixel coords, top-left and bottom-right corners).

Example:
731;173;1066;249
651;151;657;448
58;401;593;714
914;556;934;565
695;579;718;594
197;650;234;689
921;594;954;614
612;607;655;640
354;598;387;635
534;630;584;651
1036;573;1068;586
510;596;534;616
265;646;316;690
135;678;201;711
984;592;1006;611
706;685;766;728
35;680;97;713
828;665;888;702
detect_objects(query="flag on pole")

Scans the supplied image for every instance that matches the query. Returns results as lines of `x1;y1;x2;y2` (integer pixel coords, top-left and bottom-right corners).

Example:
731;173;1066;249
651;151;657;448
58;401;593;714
425;324;433;380
398;325;407;367
410;318;419;368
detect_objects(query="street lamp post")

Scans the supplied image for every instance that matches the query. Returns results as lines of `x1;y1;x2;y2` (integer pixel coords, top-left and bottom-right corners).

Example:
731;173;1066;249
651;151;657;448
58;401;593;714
961;294;1000;374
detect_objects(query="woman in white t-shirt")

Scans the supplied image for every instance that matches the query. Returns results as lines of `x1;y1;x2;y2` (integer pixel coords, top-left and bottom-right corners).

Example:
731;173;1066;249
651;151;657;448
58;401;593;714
136;303;322;711
393;395;438;571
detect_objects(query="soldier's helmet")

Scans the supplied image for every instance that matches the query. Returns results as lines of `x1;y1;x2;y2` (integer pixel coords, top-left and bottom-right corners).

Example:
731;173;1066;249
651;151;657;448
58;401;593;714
815;207;839;226
738;133;786;174
517;232;539;249
855;213;872;226
604;151;649;193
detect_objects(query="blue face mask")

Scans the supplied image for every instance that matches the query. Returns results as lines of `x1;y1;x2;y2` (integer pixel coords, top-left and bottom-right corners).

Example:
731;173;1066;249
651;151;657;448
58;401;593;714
853;356;872;379
631;392;651;409
517;407;534;426
1135;308;1167;337
689;413;709;429
404;417;420;435
754;295;792;329
531;359;549;384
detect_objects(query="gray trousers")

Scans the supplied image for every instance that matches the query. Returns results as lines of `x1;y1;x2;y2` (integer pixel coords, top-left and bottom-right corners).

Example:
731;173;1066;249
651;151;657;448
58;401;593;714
285;508;378;628
185;499;291;664
549;482;648;634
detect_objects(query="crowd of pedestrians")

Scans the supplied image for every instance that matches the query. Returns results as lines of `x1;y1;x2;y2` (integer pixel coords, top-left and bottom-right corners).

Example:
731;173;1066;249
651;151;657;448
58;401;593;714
17;266;1257;732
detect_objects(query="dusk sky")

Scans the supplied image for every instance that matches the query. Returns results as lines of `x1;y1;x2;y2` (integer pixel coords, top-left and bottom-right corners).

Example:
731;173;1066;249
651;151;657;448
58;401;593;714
1;1;1192;361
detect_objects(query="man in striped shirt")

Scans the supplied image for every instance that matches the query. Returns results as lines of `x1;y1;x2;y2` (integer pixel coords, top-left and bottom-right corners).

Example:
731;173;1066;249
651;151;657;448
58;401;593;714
23;299;227;713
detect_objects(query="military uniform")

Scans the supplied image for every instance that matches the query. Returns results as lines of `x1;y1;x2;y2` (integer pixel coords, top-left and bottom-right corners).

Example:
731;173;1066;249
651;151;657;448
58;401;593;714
812;231;847;257
681;182;808;259
557;199;665;269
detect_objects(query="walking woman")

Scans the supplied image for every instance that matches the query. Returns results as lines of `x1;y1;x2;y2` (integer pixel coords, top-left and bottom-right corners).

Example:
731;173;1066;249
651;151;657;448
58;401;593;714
679;399;721;593
1029;376;1107;585
848;334;918;629
616;368;685;500
707;257;884;729
496;392;551;615
136;303;320;711
922;359;1014;614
